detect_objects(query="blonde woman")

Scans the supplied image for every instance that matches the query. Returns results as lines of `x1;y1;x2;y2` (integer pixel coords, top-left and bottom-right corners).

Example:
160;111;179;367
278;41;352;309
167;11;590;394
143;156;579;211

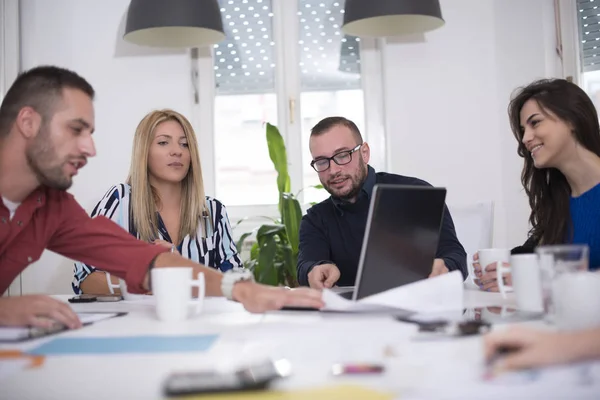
73;109;242;294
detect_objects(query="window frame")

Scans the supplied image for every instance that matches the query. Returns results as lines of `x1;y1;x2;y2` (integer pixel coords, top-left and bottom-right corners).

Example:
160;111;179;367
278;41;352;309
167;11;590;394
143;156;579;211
1;0;22;296
190;0;387;224
558;0;584;83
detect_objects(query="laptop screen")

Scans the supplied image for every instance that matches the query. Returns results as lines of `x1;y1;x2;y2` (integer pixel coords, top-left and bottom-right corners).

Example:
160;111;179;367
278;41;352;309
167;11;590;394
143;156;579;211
353;184;447;300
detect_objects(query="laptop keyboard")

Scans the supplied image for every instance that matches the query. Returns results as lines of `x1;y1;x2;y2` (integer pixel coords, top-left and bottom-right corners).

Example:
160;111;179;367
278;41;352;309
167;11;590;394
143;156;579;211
339;291;354;300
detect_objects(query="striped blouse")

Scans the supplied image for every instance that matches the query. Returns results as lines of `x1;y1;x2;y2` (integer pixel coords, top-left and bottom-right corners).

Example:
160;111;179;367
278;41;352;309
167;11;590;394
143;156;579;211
72;183;242;294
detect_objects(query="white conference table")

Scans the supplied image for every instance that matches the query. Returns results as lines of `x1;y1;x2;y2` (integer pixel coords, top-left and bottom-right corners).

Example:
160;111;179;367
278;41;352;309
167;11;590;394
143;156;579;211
1;289;549;400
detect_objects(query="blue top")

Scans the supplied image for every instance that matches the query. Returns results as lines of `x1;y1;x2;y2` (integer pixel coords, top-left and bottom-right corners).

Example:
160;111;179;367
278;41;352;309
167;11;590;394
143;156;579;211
570;183;600;270
296;166;467;286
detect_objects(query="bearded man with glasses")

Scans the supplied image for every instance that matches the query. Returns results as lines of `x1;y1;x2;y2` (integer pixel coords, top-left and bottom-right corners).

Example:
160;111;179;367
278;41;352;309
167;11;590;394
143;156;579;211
297;116;467;289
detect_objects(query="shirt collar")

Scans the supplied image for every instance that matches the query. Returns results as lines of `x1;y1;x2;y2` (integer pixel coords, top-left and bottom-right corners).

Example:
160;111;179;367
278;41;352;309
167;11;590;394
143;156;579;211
0;186;45;208
331;165;376;210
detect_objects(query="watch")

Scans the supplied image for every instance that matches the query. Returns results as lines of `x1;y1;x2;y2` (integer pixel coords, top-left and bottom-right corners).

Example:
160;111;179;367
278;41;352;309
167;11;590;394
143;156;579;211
221;269;255;301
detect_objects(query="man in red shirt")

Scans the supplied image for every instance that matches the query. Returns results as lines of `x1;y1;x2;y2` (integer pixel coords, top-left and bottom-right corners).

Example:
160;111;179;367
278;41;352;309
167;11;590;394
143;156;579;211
0;66;323;328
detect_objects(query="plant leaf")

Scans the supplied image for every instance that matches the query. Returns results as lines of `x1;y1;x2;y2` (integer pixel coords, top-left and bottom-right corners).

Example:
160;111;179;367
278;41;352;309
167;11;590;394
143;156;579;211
266;122;291;194
280;244;298;287
232;215;279;230
281;193;302;255
236;232;254;256
257;235;278;286
256;224;285;239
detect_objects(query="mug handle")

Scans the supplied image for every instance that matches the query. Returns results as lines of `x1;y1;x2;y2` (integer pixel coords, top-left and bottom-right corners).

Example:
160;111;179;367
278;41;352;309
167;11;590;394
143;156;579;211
191;272;205;315
496;261;513;299
105;273;120;294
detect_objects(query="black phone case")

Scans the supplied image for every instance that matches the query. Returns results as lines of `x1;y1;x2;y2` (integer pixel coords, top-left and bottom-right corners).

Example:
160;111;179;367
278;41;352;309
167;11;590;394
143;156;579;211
68;296;97;303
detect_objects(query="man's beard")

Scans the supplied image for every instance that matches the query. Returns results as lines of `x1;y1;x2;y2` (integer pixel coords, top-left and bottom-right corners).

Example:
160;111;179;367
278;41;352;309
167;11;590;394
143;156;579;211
322;158;368;201
25;125;73;191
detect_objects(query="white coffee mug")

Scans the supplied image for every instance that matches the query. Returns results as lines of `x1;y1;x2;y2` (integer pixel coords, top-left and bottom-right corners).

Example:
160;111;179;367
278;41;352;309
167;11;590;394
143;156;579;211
476;248;510;290
106;274;147;301
496;254;544;311
151;267;205;322
478;248;511;271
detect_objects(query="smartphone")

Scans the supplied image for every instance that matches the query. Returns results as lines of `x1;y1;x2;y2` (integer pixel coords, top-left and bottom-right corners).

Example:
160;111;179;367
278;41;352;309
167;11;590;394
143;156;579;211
163;360;284;396
68;294;97;303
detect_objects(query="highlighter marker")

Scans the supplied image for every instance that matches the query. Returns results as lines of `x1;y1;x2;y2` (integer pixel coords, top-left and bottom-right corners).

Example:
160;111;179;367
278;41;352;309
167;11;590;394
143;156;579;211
331;363;385;376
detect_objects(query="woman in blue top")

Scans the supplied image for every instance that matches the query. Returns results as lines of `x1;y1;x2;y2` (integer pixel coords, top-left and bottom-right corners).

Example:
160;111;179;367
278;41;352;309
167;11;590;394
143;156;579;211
73;109;242;294
475;79;600;291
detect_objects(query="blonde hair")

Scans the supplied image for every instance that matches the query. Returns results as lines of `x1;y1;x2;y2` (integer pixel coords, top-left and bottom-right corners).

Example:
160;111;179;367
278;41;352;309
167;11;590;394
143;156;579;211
126;109;209;243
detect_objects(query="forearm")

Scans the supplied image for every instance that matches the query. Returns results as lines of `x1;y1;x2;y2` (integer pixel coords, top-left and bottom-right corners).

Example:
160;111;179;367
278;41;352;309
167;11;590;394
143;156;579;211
148;253;256;302
297;260;317;286
149;253;225;297
80;271;118;295
442;252;468;279
565;327;600;363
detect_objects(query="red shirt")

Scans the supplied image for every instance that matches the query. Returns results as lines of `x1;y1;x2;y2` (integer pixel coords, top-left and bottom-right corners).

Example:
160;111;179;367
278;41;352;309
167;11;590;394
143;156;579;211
0;186;169;294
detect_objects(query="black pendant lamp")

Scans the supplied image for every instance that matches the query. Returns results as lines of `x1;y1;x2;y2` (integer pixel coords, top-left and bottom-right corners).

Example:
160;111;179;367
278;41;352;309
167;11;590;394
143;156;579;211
124;0;226;48
342;0;445;38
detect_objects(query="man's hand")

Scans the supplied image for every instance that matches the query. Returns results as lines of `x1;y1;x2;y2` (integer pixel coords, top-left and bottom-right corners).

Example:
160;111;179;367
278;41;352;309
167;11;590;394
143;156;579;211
231;281;325;313
0;295;82;329
152;239;178;254
428;258;449;278
307;263;340;289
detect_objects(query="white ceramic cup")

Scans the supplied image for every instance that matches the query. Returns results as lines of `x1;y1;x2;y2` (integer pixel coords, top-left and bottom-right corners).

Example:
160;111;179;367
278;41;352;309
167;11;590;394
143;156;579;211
496;254;544;311
106;274;147;301
151;267;205;322
476;248;510;290
552;271;600;331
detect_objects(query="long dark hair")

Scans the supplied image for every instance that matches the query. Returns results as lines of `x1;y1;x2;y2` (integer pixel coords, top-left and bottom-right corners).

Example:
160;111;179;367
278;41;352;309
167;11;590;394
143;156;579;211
508;79;600;245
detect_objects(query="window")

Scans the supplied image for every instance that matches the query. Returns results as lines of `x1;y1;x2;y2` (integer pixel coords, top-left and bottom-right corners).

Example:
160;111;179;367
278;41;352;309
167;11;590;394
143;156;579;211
298;0;364;205
577;0;600;106
198;0;384;216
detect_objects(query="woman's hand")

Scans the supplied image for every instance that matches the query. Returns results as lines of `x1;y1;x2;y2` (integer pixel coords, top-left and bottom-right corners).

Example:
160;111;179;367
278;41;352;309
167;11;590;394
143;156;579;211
472;253;511;292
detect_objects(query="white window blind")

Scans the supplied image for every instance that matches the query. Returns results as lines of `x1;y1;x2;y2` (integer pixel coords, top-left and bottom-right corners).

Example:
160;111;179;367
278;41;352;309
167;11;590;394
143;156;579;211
578;0;600;71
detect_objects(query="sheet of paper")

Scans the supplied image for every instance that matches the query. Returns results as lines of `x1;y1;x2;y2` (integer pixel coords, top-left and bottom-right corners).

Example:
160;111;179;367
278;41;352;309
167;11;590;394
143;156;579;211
0;327;30;341
322;270;464;313
0;312;122;342
27;334;219;356
180;384;394;400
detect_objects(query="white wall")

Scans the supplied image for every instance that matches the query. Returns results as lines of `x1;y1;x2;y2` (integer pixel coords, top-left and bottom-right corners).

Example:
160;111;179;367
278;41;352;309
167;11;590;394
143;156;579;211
19;0;194;294
10;0;563;294
383;0;562;250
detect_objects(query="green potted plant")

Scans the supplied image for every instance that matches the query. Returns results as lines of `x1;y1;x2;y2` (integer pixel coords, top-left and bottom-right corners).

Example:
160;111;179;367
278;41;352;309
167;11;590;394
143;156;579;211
235;123;322;287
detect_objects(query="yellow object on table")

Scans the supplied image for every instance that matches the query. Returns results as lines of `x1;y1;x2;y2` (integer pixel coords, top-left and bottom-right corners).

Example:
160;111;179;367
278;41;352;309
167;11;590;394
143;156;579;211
174;384;395;400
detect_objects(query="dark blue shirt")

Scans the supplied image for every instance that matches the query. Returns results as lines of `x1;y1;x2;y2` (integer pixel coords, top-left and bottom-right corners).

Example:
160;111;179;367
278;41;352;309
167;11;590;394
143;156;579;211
297;166;467;286
570;183;600;270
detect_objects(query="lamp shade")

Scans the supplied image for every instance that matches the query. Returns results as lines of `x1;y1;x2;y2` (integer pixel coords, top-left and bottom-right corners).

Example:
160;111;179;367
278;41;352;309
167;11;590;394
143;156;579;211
342;0;444;38
124;0;225;48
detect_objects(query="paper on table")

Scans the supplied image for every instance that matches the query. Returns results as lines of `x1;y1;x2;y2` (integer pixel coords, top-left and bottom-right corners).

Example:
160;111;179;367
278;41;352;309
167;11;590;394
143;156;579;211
27;334;219;355
322;271;464;313
0;312;122;342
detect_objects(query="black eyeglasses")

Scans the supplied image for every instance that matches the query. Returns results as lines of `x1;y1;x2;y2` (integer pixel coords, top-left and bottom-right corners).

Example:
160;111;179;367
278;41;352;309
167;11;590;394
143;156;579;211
310;144;362;172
